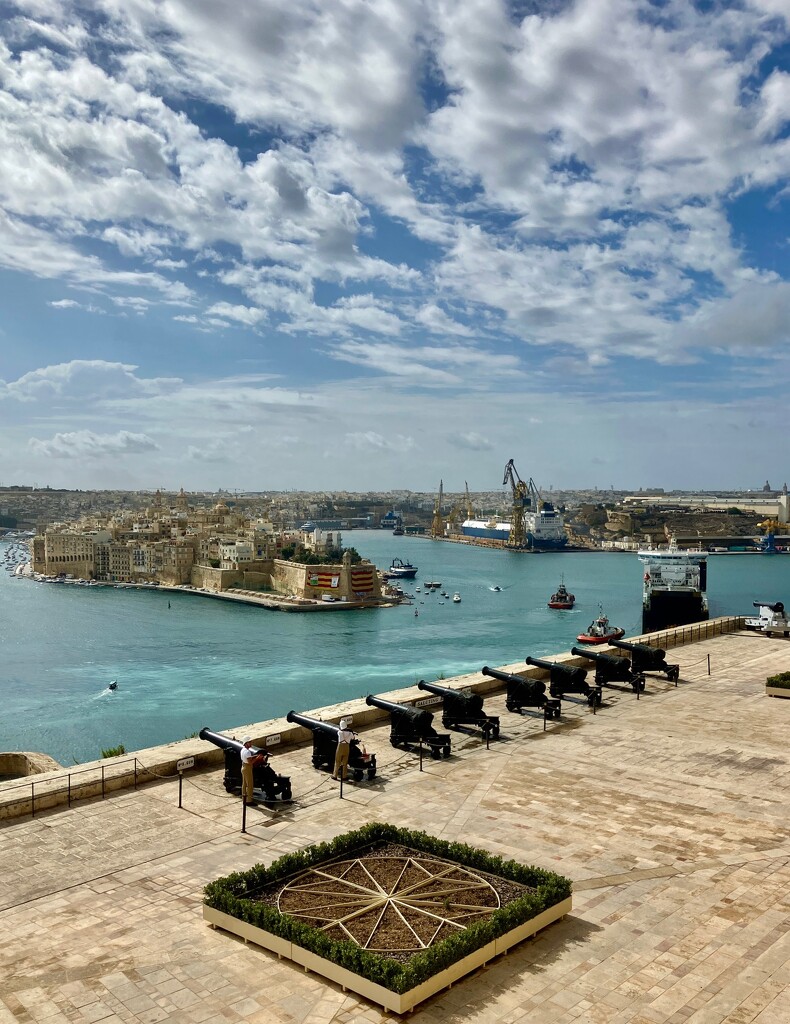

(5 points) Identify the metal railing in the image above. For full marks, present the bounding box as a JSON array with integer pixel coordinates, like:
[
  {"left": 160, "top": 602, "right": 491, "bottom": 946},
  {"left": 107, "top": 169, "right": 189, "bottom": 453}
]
[
  {"left": 633, "top": 615, "right": 744, "bottom": 651},
  {"left": 0, "top": 756, "right": 146, "bottom": 819}
]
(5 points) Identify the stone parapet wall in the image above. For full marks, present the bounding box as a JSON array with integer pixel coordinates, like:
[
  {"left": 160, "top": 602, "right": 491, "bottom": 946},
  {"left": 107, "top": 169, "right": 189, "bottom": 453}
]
[{"left": 0, "top": 616, "right": 744, "bottom": 820}]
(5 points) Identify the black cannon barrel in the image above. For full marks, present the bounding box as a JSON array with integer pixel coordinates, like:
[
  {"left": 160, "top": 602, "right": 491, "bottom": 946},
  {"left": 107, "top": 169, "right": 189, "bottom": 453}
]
[
  {"left": 285, "top": 711, "right": 377, "bottom": 780},
  {"left": 366, "top": 693, "right": 435, "bottom": 728},
  {"left": 199, "top": 727, "right": 291, "bottom": 800},
  {"left": 525, "top": 656, "right": 587, "bottom": 686},
  {"left": 610, "top": 639, "right": 666, "bottom": 660},
  {"left": 754, "top": 600, "right": 784, "bottom": 612},
  {"left": 525, "top": 655, "right": 600, "bottom": 705},
  {"left": 609, "top": 638, "right": 678, "bottom": 681},
  {"left": 570, "top": 647, "right": 644, "bottom": 692},
  {"left": 366, "top": 693, "right": 451, "bottom": 757},
  {"left": 286, "top": 710, "right": 341, "bottom": 736},
  {"left": 481, "top": 665, "right": 544, "bottom": 688},
  {"left": 199, "top": 726, "right": 239, "bottom": 751},
  {"left": 570, "top": 646, "right": 627, "bottom": 669},
  {"left": 417, "top": 679, "right": 484, "bottom": 713},
  {"left": 417, "top": 679, "right": 463, "bottom": 698},
  {"left": 417, "top": 680, "right": 498, "bottom": 738},
  {"left": 481, "top": 666, "right": 557, "bottom": 717}
]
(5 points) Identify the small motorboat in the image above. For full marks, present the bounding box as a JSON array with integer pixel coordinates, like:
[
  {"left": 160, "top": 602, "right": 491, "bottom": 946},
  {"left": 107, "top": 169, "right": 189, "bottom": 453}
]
[
  {"left": 576, "top": 609, "right": 625, "bottom": 645},
  {"left": 489, "top": 585, "right": 502, "bottom": 592},
  {"left": 452, "top": 592, "right": 461, "bottom": 603},
  {"left": 108, "top": 681, "right": 118, "bottom": 691},
  {"left": 548, "top": 577, "right": 575, "bottom": 609}
]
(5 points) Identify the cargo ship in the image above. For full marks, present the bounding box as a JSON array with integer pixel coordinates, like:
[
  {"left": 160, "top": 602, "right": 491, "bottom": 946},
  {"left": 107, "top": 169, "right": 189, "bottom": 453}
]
[
  {"left": 638, "top": 538, "right": 708, "bottom": 633},
  {"left": 461, "top": 504, "right": 567, "bottom": 550}
]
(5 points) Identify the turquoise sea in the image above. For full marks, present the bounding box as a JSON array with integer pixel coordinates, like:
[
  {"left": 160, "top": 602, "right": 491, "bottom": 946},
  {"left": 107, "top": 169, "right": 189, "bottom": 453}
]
[{"left": 1, "top": 532, "right": 787, "bottom": 764}]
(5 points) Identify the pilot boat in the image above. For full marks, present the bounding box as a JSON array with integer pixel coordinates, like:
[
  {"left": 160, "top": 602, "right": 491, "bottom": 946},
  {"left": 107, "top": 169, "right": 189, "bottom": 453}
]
[
  {"left": 576, "top": 608, "right": 624, "bottom": 645},
  {"left": 548, "top": 578, "right": 575, "bottom": 609}
]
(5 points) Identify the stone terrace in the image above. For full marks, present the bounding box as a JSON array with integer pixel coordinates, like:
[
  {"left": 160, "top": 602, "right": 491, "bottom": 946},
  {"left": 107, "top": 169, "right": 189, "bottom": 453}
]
[{"left": 2, "top": 630, "right": 790, "bottom": 1024}]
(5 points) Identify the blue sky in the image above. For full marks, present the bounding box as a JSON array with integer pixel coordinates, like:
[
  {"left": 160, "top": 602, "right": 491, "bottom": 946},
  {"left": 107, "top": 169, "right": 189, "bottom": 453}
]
[{"left": 1, "top": 0, "right": 790, "bottom": 493}]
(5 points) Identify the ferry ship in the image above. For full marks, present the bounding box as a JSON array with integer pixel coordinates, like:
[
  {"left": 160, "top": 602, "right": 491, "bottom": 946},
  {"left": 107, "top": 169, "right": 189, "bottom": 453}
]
[{"left": 638, "top": 538, "right": 708, "bottom": 633}]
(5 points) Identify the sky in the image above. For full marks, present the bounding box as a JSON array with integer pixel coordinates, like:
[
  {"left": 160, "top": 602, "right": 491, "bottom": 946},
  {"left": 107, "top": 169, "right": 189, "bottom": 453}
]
[{"left": 1, "top": 0, "right": 790, "bottom": 494}]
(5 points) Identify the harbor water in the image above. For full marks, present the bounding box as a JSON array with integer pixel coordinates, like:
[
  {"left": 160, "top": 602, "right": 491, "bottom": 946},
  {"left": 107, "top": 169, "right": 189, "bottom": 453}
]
[{"left": 1, "top": 532, "right": 787, "bottom": 765}]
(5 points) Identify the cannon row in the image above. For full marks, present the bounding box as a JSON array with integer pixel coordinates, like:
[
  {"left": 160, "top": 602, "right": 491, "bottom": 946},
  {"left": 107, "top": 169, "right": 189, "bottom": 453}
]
[{"left": 200, "top": 640, "right": 677, "bottom": 800}]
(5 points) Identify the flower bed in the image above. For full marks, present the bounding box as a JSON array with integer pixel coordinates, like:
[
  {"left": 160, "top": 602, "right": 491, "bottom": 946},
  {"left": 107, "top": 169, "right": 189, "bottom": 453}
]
[
  {"left": 766, "top": 671, "right": 790, "bottom": 698},
  {"left": 203, "top": 822, "right": 572, "bottom": 1013}
]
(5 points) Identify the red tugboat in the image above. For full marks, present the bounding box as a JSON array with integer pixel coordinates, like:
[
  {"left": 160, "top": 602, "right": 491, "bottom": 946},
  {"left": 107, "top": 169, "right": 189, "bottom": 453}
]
[
  {"left": 576, "top": 608, "right": 625, "bottom": 645},
  {"left": 548, "top": 578, "right": 575, "bottom": 609}
]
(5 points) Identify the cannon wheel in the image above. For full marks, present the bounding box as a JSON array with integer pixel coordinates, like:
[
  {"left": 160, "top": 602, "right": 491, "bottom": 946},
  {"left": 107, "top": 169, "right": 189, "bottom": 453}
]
[
  {"left": 442, "top": 745, "right": 451, "bottom": 758},
  {"left": 353, "top": 769, "right": 363, "bottom": 782},
  {"left": 366, "top": 766, "right": 376, "bottom": 780},
  {"left": 588, "top": 689, "right": 603, "bottom": 708},
  {"left": 505, "top": 701, "right": 517, "bottom": 713},
  {"left": 223, "top": 779, "right": 236, "bottom": 793},
  {"left": 491, "top": 723, "right": 500, "bottom": 739},
  {"left": 430, "top": 746, "right": 441, "bottom": 760},
  {"left": 281, "top": 784, "right": 292, "bottom": 800}
]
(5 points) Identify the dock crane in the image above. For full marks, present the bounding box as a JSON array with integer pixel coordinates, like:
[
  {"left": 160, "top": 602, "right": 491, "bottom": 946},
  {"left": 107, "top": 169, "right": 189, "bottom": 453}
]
[
  {"left": 502, "top": 459, "right": 531, "bottom": 548},
  {"left": 431, "top": 480, "right": 445, "bottom": 539},
  {"left": 465, "top": 481, "right": 474, "bottom": 520}
]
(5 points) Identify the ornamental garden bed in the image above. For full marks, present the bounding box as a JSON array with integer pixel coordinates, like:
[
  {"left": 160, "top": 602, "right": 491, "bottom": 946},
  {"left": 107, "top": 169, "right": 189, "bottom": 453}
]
[
  {"left": 766, "top": 672, "right": 790, "bottom": 698},
  {"left": 203, "top": 823, "right": 572, "bottom": 1014}
]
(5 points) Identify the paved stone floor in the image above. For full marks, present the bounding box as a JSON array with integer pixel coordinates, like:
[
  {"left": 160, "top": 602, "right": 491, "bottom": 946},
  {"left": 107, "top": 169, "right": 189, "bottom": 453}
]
[{"left": 2, "top": 631, "right": 790, "bottom": 1024}]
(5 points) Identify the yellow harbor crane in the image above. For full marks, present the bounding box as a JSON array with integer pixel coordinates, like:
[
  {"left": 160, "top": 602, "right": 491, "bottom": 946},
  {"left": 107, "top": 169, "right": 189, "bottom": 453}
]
[
  {"left": 465, "top": 481, "right": 474, "bottom": 520},
  {"left": 431, "top": 480, "right": 445, "bottom": 539},
  {"left": 502, "top": 458, "right": 531, "bottom": 549}
]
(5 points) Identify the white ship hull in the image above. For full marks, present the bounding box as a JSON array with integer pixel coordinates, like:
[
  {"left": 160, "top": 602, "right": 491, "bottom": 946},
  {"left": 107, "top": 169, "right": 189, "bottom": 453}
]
[{"left": 638, "top": 542, "right": 708, "bottom": 632}]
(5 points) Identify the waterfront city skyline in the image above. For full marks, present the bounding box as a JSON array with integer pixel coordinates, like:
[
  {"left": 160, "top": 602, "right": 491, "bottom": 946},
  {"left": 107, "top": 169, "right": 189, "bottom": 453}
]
[{"left": 1, "top": 1, "right": 790, "bottom": 492}]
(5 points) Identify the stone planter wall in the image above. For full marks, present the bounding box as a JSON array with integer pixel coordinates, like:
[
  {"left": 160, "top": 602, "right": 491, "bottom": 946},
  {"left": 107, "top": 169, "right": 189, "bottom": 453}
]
[{"left": 204, "top": 896, "right": 572, "bottom": 1014}]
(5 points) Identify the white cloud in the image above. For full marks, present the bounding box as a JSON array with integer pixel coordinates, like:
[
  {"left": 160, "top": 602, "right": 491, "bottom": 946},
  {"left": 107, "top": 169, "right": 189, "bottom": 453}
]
[
  {"left": 344, "top": 431, "right": 416, "bottom": 452},
  {"left": 454, "top": 432, "right": 493, "bottom": 451},
  {"left": 0, "top": 360, "right": 180, "bottom": 402},
  {"left": 28, "top": 429, "right": 160, "bottom": 458},
  {"left": 205, "top": 302, "right": 266, "bottom": 326}
]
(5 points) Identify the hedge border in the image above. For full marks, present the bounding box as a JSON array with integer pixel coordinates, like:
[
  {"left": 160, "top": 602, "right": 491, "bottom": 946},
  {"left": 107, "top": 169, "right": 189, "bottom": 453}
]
[
  {"left": 204, "top": 822, "right": 572, "bottom": 994},
  {"left": 767, "top": 672, "right": 790, "bottom": 690}
]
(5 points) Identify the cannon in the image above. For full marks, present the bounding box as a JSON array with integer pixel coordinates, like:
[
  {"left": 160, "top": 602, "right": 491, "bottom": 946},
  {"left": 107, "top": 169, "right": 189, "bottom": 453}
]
[
  {"left": 285, "top": 712, "right": 377, "bottom": 780},
  {"left": 570, "top": 646, "right": 645, "bottom": 693},
  {"left": 365, "top": 694, "right": 451, "bottom": 758},
  {"left": 609, "top": 639, "right": 680, "bottom": 683},
  {"left": 416, "top": 679, "right": 500, "bottom": 737},
  {"left": 199, "top": 728, "right": 292, "bottom": 800},
  {"left": 481, "top": 666, "right": 561, "bottom": 718},
  {"left": 525, "top": 656, "right": 602, "bottom": 707}
]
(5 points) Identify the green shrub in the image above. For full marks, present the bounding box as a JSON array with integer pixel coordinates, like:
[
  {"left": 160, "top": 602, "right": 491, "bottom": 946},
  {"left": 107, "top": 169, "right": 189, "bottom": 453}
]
[
  {"left": 767, "top": 672, "right": 790, "bottom": 690},
  {"left": 100, "top": 743, "right": 126, "bottom": 758},
  {"left": 204, "top": 823, "right": 571, "bottom": 995}
]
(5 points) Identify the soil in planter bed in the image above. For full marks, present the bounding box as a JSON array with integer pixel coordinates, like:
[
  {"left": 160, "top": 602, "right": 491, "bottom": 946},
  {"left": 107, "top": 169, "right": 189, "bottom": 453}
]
[{"left": 250, "top": 842, "right": 532, "bottom": 962}]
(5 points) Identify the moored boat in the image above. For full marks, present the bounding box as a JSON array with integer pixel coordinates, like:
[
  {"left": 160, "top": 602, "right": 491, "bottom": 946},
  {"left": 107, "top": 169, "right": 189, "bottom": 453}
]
[
  {"left": 638, "top": 536, "right": 708, "bottom": 632},
  {"left": 548, "top": 578, "right": 575, "bottom": 609},
  {"left": 381, "top": 557, "right": 418, "bottom": 580},
  {"left": 576, "top": 609, "right": 624, "bottom": 645}
]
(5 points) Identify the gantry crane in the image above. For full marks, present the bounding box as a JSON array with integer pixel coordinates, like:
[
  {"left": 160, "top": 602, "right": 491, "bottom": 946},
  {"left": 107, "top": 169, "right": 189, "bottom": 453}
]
[{"left": 502, "top": 458, "right": 538, "bottom": 549}]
